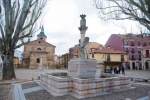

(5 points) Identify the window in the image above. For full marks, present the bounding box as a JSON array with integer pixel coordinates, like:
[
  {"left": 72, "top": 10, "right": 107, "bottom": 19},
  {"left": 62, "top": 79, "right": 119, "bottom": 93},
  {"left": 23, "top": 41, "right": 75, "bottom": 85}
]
[
  {"left": 40, "top": 38, "right": 43, "bottom": 39},
  {"left": 143, "top": 42, "right": 147, "bottom": 47},
  {"left": 146, "top": 50, "right": 149, "bottom": 57},
  {"left": 121, "top": 55, "right": 124, "bottom": 61},
  {"left": 139, "top": 55, "right": 141, "bottom": 60},
  {"left": 39, "top": 41, "right": 41, "bottom": 43},
  {"left": 124, "top": 41, "right": 128, "bottom": 46},
  {"left": 37, "top": 48, "right": 41, "bottom": 51},
  {"left": 37, "top": 58, "right": 40, "bottom": 63},
  {"left": 138, "top": 41, "right": 141, "bottom": 46},
  {"left": 92, "top": 53, "right": 94, "bottom": 58},
  {"left": 137, "top": 48, "right": 141, "bottom": 54},
  {"left": 125, "top": 48, "right": 129, "bottom": 53},
  {"left": 131, "top": 48, "right": 135, "bottom": 53},
  {"left": 130, "top": 41, "right": 134, "bottom": 46},
  {"left": 131, "top": 55, "right": 135, "bottom": 60},
  {"left": 107, "top": 55, "right": 110, "bottom": 61}
]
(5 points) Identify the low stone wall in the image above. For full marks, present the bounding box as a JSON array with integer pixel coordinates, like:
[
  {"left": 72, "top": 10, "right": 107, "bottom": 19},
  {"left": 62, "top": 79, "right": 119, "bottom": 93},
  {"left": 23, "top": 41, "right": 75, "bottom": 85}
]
[
  {"left": 41, "top": 73, "right": 130, "bottom": 96},
  {"left": 73, "top": 76, "right": 130, "bottom": 95},
  {"left": 41, "top": 73, "right": 73, "bottom": 94}
]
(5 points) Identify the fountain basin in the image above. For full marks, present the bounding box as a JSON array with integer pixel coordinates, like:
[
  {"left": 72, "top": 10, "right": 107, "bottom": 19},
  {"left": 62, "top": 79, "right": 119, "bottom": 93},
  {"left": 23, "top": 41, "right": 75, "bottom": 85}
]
[{"left": 41, "top": 72, "right": 130, "bottom": 96}]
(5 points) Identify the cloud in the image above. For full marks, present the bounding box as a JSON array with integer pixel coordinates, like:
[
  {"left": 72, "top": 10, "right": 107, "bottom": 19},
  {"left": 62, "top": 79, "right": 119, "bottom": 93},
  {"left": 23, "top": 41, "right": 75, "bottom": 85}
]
[{"left": 17, "top": 0, "right": 139, "bottom": 55}]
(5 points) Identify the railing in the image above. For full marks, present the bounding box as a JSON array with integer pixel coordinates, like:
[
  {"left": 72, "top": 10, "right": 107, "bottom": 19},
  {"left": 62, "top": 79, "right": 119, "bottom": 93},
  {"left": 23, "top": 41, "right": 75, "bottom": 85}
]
[
  {"left": 138, "top": 58, "right": 141, "bottom": 61},
  {"left": 145, "top": 55, "right": 150, "bottom": 58},
  {"left": 107, "top": 58, "right": 111, "bottom": 61},
  {"left": 121, "top": 58, "right": 124, "bottom": 61},
  {"left": 130, "top": 58, "right": 136, "bottom": 60},
  {"left": 131, "top": 51, "right": 135, "bottom": 53},
  {"left": 131, "top": 44, "right": 134, "bottom": 46}
]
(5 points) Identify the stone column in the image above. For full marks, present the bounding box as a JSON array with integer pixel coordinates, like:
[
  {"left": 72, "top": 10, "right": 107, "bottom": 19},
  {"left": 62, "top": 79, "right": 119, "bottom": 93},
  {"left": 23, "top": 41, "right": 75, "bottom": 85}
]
[{"left": 80, "top": 30, "right": 85, "bottom": 46}]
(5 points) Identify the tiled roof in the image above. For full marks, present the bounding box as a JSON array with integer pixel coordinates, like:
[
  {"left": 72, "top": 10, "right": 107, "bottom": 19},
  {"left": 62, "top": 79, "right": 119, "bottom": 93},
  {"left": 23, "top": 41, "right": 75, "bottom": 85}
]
[{"left": 92, "top": 47, "right": 127, "bottom": 54}]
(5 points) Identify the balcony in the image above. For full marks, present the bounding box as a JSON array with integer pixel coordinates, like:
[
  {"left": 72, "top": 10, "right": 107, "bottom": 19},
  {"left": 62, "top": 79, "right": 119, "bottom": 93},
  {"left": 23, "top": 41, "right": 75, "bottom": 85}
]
[
  {"left": 125, "top": 50, "right": 129, "bottom": 53},
  {"left": 121, "top": 58, "right": 124, "bottom": 61},
  {"left": 131, "top": 50, "right": 135, "bottom": 54},
  {"left": 138, "top": 58, "right": 141, "bottom": 61},
  {"left": 130, "top": 58, "right": 136, "bottom": 60},
  {"left": 145, "top": 55, "right": 150, "bottom": 58},
  {"left": 107, "top": 58, "right": 111, "bottom": 61},
  {"left": 130, "top": 44, "right": 134, "bottom": 46}
]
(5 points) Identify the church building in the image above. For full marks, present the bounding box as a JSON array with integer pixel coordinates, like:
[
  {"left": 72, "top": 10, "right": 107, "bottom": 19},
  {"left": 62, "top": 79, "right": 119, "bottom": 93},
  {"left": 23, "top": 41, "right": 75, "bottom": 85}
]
[{"left": 22, "top": 27, "right": 55, "bottom": 68}]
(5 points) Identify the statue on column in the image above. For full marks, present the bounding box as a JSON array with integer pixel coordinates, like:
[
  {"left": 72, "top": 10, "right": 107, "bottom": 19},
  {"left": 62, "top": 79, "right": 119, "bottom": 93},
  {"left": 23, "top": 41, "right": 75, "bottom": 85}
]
[
  {"left": 78, "top": 37, "right": 89, "bottom": 58},
  {"left": 78, "top": 14, "right": 89, "bottom": 59},
  {"left": 80, "top": 14, "right": 86, "bottom": 28}
]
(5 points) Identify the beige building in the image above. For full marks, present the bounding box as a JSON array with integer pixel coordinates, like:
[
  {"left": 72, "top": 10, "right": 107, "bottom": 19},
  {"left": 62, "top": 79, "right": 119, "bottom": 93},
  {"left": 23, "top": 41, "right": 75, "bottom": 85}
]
[
  {"left": 89, "top": 47, "right": 128, "bottom": 68},
  {"left": 22, "top": 27, "right": 55, "bottom": 68}
]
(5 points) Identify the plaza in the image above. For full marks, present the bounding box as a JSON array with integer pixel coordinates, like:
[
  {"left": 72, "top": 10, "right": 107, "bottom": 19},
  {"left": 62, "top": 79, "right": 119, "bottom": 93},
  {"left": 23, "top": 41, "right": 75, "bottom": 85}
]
[{"left": 0, "top": 68, "right": 150, "bottom": 100}]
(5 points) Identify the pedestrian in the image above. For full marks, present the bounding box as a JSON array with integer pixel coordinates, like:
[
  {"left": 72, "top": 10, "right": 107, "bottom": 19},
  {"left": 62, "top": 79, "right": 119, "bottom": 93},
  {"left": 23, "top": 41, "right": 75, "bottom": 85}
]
[
  {"left": 119, "top": 66, "right": 121, "bottom": 74},
  {"left": 106, "top": 66, "right": 110, "bottom": 73},
  {"left": 114, "top": 65, "right": 116, "bottom": 74},
  {"left": 122, "top": 66, "right": 125, "bottom": 75},
  {"left": 116, "top": 66, "right": 119, "bottom": 74}
]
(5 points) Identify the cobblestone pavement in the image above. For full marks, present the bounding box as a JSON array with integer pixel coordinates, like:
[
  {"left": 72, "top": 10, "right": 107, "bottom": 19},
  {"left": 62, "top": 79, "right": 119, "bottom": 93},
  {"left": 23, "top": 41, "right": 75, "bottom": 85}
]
[{"left": 0, "top": 84, "right": 11, "bottom": 100}]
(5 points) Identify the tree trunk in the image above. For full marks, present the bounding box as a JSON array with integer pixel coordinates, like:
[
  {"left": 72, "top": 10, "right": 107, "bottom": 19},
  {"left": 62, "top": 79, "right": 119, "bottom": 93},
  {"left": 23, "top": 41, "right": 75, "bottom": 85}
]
[{"left": 2, "top": 53, "right": 16, "bottom": 80}]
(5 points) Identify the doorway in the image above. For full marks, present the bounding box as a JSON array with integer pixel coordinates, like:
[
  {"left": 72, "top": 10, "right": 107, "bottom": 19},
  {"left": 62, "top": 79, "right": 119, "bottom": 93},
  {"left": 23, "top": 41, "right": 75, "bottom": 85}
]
[
  {"left": 145, "top": 62, "right": 149, "bottom": 69},
  {"left": 132, "top": 62, "right": 135, "bottom": 70}
]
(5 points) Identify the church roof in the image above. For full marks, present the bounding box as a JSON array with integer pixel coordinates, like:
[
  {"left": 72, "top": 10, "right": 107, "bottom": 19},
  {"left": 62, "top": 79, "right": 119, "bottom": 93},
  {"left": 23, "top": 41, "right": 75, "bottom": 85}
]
[
  {"left": 37, "top": 26, "right": 47, "bottom": 37},
  {"left": 25, "top": 39, "right": 55, "bottom": 47}
]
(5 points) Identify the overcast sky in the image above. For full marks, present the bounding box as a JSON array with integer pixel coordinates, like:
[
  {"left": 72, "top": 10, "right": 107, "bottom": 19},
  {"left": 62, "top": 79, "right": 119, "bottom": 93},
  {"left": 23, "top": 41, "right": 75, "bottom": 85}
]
[{"left": 18, "top": 0, "right": 141, "bottom": 55}]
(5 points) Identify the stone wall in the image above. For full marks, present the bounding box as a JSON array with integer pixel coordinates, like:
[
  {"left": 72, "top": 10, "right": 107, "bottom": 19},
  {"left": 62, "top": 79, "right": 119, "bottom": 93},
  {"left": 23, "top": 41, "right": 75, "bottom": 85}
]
[{"left": 41, "top": 73, "right": 130, "bottom": 96}]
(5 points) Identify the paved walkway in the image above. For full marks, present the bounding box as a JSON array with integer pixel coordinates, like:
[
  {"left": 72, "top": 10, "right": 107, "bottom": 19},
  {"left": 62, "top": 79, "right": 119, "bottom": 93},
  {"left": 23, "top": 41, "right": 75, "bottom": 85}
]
[
  {"left": 11, "top": 81, "right": 150, "bottom": 100},
  {"left": 14, "top": 68, "right": 150, "bottom": 80}
]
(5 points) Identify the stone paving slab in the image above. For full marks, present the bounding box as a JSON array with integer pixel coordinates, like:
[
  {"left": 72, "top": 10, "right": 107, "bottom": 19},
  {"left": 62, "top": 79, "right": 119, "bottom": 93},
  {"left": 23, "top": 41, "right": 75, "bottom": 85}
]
[{"left": 10, "top": 81, "right": 150, "bottom": 100}]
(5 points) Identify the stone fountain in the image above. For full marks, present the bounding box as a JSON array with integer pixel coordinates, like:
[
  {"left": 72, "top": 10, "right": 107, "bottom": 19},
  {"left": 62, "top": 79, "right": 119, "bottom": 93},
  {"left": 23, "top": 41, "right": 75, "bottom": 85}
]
[{"left": 40, "top": 14, "right": 130, "bottom": 98}]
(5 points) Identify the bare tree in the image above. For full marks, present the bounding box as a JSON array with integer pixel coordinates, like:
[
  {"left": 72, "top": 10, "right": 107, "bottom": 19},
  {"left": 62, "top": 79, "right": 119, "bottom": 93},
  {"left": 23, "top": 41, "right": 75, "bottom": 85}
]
[
  {"left": 0, "top": 0, "right": 47, "bottom": 80},
  {"left": 94, "top": 0, "right": 150, "bottom": 31}
]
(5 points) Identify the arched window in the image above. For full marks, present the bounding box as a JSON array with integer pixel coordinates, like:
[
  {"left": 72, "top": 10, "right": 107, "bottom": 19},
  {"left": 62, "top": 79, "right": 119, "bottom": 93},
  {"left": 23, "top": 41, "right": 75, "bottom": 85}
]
[
  {"left": 37, "top": 58, "right": 40, "bottom": 63},
  {"left": 37, "top": 48, "right": 41, "bottom": 51},
  {"left": 131, "top": 41, "right": 134, "bottom": 46}
]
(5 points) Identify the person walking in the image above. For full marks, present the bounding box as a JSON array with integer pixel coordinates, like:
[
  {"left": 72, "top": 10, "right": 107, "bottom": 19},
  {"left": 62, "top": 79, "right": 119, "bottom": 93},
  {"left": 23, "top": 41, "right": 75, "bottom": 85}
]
[
  {"left": 116, "top": 66, "right": 119, "bottom": 74},
  {"left": 119, "top": 66, "right": 121, "bottom": 74},
  {"left": 114, "top": 65, "right": 116, "bottom": 74},
  {"left": 121, "top": 65, "right": 125, "bottom": 75}
]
